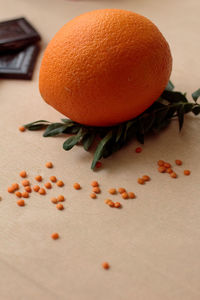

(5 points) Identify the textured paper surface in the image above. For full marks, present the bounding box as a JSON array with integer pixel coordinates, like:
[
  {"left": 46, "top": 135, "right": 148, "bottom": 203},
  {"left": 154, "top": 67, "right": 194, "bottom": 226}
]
[{"left": 0, "top": 0, "right": 200, "bottom": 299}]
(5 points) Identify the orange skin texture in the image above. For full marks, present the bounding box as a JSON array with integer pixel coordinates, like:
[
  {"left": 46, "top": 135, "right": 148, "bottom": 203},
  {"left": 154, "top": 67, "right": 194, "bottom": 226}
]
[{"left": 39, "top": 9, "right": 172, "bottom": 126}]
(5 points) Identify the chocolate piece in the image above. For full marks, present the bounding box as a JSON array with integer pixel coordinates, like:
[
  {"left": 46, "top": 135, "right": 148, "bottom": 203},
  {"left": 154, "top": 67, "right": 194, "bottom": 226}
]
[
  {"left": 0, "top": 44, "right": 40, "bottom": 79},
  {"left": 0, "top": 17, "right": 41, "bottom": 53}
]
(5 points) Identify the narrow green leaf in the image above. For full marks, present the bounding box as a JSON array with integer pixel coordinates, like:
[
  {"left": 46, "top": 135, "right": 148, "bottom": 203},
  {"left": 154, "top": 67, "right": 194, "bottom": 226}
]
[
  {"left": 178, "top": 105, "right": 184, "bottom": 131},
  {"left": 115, "top": 124, "right": 124, "bottom": 142},
  {"left": 91, "top": 131, "right": 113, "bottom": 169},
  {"left": 26, "top": 124, "right": 48, "bottom": 131},
  {"left": 63, "top": 129, "right": 83, "bottom": 151},
  {"left": 61, "top": 119, "right": 75, "bottom": 124},
  {"left": 165, "top": 80, "right": 174, "bottom": 91},
  {"left": 24, "top": 120, "right": 50, "bottom": 129},
  {"left": 43, "top": 123, "right": 68, "bottom": 137},
  {"left": 82, "top": 132, "right": 96, "bottom": 151},
  {"left": 183, "top": 103, "right": 194, "bottom": 113},
  {"left": 192, "top": 88, "right": 200, "bottom": 102},
  {"left": 161, "top": 91, "right": 188, "bottom": 103},
  {"left": 192, "top": 105, "right": 200, "bottom": 115}
]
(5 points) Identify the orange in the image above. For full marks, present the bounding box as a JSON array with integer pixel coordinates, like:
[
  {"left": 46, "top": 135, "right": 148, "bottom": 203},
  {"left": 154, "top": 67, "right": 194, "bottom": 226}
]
[{"left": 39, "top": 9, "right": 172, "bottom": 126}]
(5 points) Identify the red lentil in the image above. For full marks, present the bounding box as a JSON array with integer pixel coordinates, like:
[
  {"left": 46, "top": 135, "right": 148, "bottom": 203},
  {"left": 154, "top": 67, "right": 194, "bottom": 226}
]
[
  {"left": 33, "top": 185, "right": 40, "bottom": 192},
  {"left": 114, "top": 202, "right": 121, "bottom": 208},
  {"left": 108, "top": 188, "right": 116, "bottom": 195},
  {"left": 38, "top": 188, "right": 46, "bottom": 195},
  {"left": 57, "top": 195, "right": 65, "bottom": 202},
  {"left": 25, "top": 186, "right": 32, "bottom": 193},
  {"left": 22, "top": 179, "right": 30, "bottom": 186},
  {"left": 50, "top": 176, "right": 57, "bottom": 182},
  {"left": 19, "top": 126, "right": 26, "bottom": 132},
  {"left": 91, "top": 181, "right": 99, "bottom": 187},
  {"left": 17, "top": 199, "right": 25, "bottom": 206},
  {"left": 44, "top": 182, "right": 52, "bottom": 189},
  {"left": 35, "top": 175, "right": 42, "bottom": 182},
  {"left": 51, "top": 233, "right": 59, "bottom": 240},
  {"left": 45, "top": 162, "right": 53, "bottom": 168},
  {"left": 22, "top": 191, "right": 29, "bottom": 198},
  {"left": 19, "top": 170, "right": 27, "bottom": 178},
  {"left": 118, "top": 187, "right": 126, "bottom": 194},
  {"left": 184, "top": 170, "right": 191, "bottom": 176},
  {"left": 102, "top": 262, "right": 110, "bottom": 269},
  {"left": 56, "top": 203, "right": 64, "bottom": 210},
  {"left": 57, "top": 180, "right": 64, "bottom": 187},
  {"left": 73, "top": 183, "right": 81, "bottom": 190},
  {"left": 128, "top": 192, "right": 136, "bottom": 199},
  {"left": 93, "top": 186, "right": 101, "bottom": 194},
  {"left": 175, "top": 159, "right": 182, "bottom": 166},
  {"left": 90, "top": 193, "right": 97, "bottom": 199}
]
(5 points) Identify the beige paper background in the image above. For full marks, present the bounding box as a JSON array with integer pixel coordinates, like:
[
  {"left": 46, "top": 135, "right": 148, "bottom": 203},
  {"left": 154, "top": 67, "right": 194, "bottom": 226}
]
[{"left": 0, "top": 0, "right": 200, "bottom": 299}]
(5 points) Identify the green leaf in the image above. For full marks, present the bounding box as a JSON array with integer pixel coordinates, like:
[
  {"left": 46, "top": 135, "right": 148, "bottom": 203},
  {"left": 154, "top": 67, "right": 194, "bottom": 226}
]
[
  {"left": 63, "top": 129, "right": 83, "bottom": 151},
  {"left": 115, "top": 124, "right": 124, "bottom": 143},
  {"left": 82, "top": 132, "right": 96, "bottom": 151},
  {"left": 192, "top": 105, "right": 200, "bottom": 115},
  {"left": 161, "top": 90, "right": 188, "bottom": 103},
  {"left": 24, "top": 120, "right": 50, "bottom": 130},
  {"left": 192, "top": 89, "right": 200, "bottom": 102},
  {"left": 165, "top": 80, "right": 174, "bottom": 91},
  {"left": 91, "top": 131, "right": 113, "bottom": 169},
  {"left": 61, "top": 119, "right": 75, "bottom": 124},
  {"left": 178, "top": 105, "right": 184, "bottom": 131},
  {"left": 43, "top": 123, "right": 68, "bottom": 137},
  {"left": 183, "top": 103, "right": 193, "bottom": 113}
]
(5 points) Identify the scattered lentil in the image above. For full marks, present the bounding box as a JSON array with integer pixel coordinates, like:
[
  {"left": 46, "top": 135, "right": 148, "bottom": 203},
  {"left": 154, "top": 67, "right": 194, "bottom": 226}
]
[
  {"left": 50, "top": 176, "right": 57, "bottom": 182},
  {"left": 93, "top": 186, "right": 101, "bottom": 194},
  {"left": 95, "top": 161, "right": 102, "bottom": 168},
  {"left": 90, "top": 193, "right": 96, "bottom": 199},
  {"left": 137, "top": 178, "right": 145, "bottom": 184},
  {"left": 39, "top": 188, "right": 46, "bottom": 195},
  {"left": 128, "top": 192, "right": 136, "bottom": 199},
  {"left": 17, "top": 199, "right": 25, "bottom": 206},
  {"left": 51, "top": 197, "right": 58, "bottom": 204},
  {"left": 56, "top": 203, "right": 64, "bottom": 210},
  {"left": 45, "top": 162, "right": 53, "bottom": 168},
  {"left": 108, "top": 188, "right": 116, "bottom": 195},
  {"left": 158, "top": 166, "right": 166, "bottom": 173},
  {"left": 51, "top": 233, "right": 59, "bottom": 240},
  {"left": 114, "top": 202, "right": 121, "bottom": 208},
  {"left": 19, "top": 171, "right": 27, "bottom": 178},
  {"left": 15, "top": 191, "right": 22, "bottom": 198},
  {"left": 184, "top": 170, "right": 191, "bottom": 176},
  {"left": 22, "top": 191, "right": 29, "bottom": 198},
  {"left": 57, "top": 195, "right": 65, "bottom": 202},
  {"left": 57, "top": 180, "right": 64, "bottom": 187},
  {"left": 118, "top": 187, "right": 126, "bottom": 194},
  {"left": 35, "top": 175, "right": 42, "bottom": 182},
  {"left": 102, "top": 262, "right": 110, "bottom": 269},
  {"left": 121, "top": 192, "right": 129, "bottom": 199},
  {"left": 45, "top": 182, "right": 52, "bottom": 189},
  {"left": 170, "top": 172, "right": 177, "bottom": 178},
  {"left": 142, "top": 175, "right": 150, "bottom": 181},
  {"left": 25, "top": 186, "right": 32, "bottom": 193},
  {"left": 175, "top": 159, "right": 182, "bottom": 166},
  {"left": 135, "top": 147, "right": 142, "bottom": 153},
  {"left": 19, "top": 126, "right": 26, "bottom": 132},
  {"left": 157, "top": 160, "right": 165, "bottom": 166},
  {"left": 73, "top": 182, "right": 81, "bottom": 190},
  {"left": 21, "top": 179, "right": 30, "bottom": 186},
  {"left": 91, "top": 181, "right": 99, "bottom": 187},
  {"left": 33, "top": 185, "right": 40, "bottom": 192}
]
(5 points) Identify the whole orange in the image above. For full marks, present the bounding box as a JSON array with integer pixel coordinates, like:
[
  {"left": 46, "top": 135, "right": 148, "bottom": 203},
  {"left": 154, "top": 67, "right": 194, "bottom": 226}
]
[{"left": 39, "top": 9, "right": 172, "bottom": 126}]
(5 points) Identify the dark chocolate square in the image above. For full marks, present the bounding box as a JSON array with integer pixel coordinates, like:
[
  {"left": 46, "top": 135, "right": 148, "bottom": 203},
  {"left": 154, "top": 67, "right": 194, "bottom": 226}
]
[
  {"left": 0, "top": 17, "right": 41, "bottom": 53},
  {"left": 0, "top": 44, "right": 40, "bottom": 79}
]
